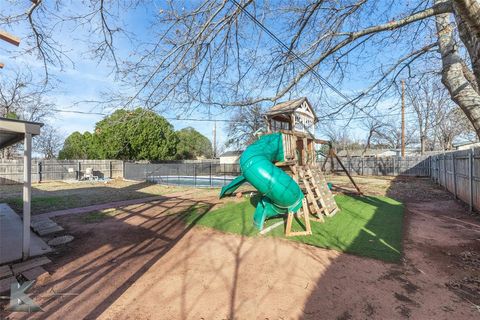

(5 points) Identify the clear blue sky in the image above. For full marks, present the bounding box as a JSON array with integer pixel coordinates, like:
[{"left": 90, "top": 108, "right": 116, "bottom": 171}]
[{"left": 0, "top": 0, "right": 422, "bottom": 150}]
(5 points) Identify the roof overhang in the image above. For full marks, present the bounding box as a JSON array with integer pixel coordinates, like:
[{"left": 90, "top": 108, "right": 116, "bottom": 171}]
[{"left": 0, "top": 117, "right": 43, "bottom": 150}]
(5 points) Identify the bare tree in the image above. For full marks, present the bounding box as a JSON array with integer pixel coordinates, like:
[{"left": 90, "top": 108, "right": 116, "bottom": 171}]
[
  {"left": 405, "top": 76, "right": 446, "bottom": 154},
  {"left": 0, "top": 69, "right": 54, "bottom": 158},
  {"left": 35, "top": 124, "right": 64, "bottom": 159},
  {"left": 360, "top": 117, "right": 385, "bottom": 154},
  {"left": 0, "top": 69, "right": 53, "bottom": 122},
  {"left": 225, "top": 104, "right": 265, "bottom": 148},
  {"left": 374, "top": 123, "right": 417, "bottom": 150},
  {"left": 3, "top": 0, "right": 480, "bottom": 139},
  {"left": 431, "top": 98, "right": 476, "bottom": 150}
]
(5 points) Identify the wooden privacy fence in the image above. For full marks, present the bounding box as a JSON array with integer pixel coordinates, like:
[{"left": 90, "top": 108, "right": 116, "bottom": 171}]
[
  {"left": 324, "top": 156, "right": 431, "bottom": 177},
  {"left": 430, "top": 148, "right": 480, "bottom": 212},
  {"left": 0, "top": 159, "right": 123, "bottom": 184}
]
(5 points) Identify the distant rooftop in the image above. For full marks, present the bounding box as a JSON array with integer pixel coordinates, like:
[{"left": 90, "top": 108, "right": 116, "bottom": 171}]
[{"left": 219, "top": 150, "right": 243, "bottom": 157}]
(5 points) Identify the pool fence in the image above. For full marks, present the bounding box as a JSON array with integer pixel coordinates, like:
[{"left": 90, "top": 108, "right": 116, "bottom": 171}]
[{"left": 123, "top": 161, "right": 241, "bottom": 187}]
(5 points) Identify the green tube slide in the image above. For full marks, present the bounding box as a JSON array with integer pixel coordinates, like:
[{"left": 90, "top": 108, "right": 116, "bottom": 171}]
[{"left": 219, "top": 132, "right": 304, "bottom": 230}]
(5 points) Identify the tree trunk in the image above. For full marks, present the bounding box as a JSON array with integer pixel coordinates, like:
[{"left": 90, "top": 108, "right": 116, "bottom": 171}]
[
  {"left": 435, "top": 1, "right": 480, "bottom": 139},
  {"left": 420, "top": 135, "right": 426, "bottom": 155}
]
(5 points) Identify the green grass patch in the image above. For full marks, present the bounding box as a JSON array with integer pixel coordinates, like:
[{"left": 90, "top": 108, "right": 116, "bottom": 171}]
[
  {"left": 183, "top": 194, "right": 404, "bottom": 262},
  {"left": 83, "top": 209, "right": 119, "bottom": 223},
  {"left": 5, "top": 195, "right": 81, "bottom": 214}
]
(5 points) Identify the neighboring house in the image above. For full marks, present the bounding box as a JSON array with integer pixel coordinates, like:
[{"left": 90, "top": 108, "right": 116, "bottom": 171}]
[
  {"left": 337, "top": 149, "right": 417, "bottom": 157},
  {"left": 453, "top": 141, "right": 480, "bottom": 150},
  {"left": 219, "top": 151, "right": 243, "bottom": 164}
]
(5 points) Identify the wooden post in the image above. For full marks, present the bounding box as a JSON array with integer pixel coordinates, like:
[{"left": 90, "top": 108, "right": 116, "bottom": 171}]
[
  {"left": 0, "top": 30, "right": 20, "bottom": 46},
  {"left": 469, "top": 149, "right": 474, "bottom": 212},
  {"left": 361, "top": 157, "right": 364, "bottom": 176},
  {"left": 452, "top": 152, "right": 457, "bottom": 199},
  {"left": 23, "top": 133, "right": 32, "bottom": 260},
  {"left": 109, "top": 161, "right": 113, "bottom": 179},
  {"left": 333, "top": 152, "right": 362, "bottom": 195},
  {"left": 78, "top": 161, "right": 81, "bottom": 180}
]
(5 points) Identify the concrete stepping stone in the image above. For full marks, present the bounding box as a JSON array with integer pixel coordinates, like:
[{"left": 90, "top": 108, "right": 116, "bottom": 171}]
[
  {"left": 47, "top": 235, "right": 74, "bottom": 246},
  {"left": 31, "top": 218, "right": 56, "bottom": 230},
  {"left": 22, "top": 266, "right": 48, "bottom": 281},
  {"left": 12, "top": 256, "right": 51, "bottom": 275},
  {"left": 36, "top": 225, "right": 64, "bottom": 236},
  {"left": 0, "top": 276, "right": 16, "bottom": 293},
  {"left": 0, "top": 265, "right": 12, "bottom": 279}
]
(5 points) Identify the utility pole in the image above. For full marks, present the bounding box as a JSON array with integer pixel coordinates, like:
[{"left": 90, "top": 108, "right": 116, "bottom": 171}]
[
  {"left": 213, "top": 120, "right": 217, "bottom": 158},
  {"left": 401, "top": 80, "right": 405, "bottom": 159}
]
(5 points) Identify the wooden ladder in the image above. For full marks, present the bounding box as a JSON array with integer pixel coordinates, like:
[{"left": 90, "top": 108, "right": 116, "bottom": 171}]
[
  {"left": 307, "top": 165, "right": 339, "bottom": 216},
  {"left": 295, "top": 165, "right": 339, "bottom": 219},
  {"left": 284, "top": 165, "right": 312, "bottom": 237}
]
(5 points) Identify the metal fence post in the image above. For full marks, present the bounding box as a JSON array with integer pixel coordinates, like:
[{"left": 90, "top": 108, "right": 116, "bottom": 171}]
[
  {"left": 109, "top": 161, "right": 113, "bottom": 179},
  {"left": 194, "top": 164, "right": 197, "bottom": 187},
  {"left": 78, "top": 161, "right": 81, "bottom": 180},
  {"left": 443, "top": 152, "right": 447, "bottom": 190},
  {"left": 428, "top": 156, "right": 433, "bottom": 180},
  {"left": 452, "top": 153, "right": 457, "bottom": 199},
  {"left": 469, "top": 148, "right": 474, "bottom": 212},
  {"left": 361, "top": 157, "right": 364, "bottom": 176},
  {"left": 393, "top": 157, "right": 396, "bottom": 176},
  {"left": 37, "top": 161, "right": 42, "bottom": 183},
  {"left": 210, "top": 162, "right": 213, "bottom": 187}
]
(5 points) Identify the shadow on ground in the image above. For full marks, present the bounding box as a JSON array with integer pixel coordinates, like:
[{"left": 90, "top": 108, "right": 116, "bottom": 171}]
[
  {"left": 299, "top": 175, "right": 480, "bottom": 319},
  {"left": 2, "top": 176, "right": 479, "bottom": 319},
  {"left": 3, "top": 193, "right": 216, "bottom": 319}
]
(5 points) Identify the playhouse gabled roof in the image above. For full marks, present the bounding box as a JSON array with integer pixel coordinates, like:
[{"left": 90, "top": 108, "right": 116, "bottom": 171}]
[{"left": 265, "top": 97, "right": 318, "bottom": 121}]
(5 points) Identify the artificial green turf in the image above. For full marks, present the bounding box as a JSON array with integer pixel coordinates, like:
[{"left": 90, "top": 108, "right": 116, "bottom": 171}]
[{"left": 184, "top": 194, "right": 404, "bottom": 262}]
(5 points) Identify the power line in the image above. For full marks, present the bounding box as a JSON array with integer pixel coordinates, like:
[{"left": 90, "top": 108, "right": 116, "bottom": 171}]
[
  {"left": 52, "top": 108, "right": 416, "bottom": 123},
  {"left": 229, "top": 0, "right": 386, "bottom": 124},
  {"left": 51, "top": 108, "right": 241, "bottom": 122}
]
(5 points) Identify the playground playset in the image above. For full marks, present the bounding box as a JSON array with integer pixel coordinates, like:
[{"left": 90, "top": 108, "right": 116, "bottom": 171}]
[{"left": 220, "top": 97, "right": 361, "bottom": 236}]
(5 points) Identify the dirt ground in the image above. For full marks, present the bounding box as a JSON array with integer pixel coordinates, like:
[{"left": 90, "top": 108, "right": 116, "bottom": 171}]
[{"left": 2, "top": 176, "right": 480, "bottom": 319}]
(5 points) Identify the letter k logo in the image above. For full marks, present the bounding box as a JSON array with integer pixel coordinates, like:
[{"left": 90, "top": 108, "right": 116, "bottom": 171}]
[{"left": 7, "top": 280, "right": 42, "bottom": 312}]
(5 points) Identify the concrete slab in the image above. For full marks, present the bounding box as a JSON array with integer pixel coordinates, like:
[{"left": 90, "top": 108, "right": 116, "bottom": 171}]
[
  {"left": 0, "top": 276, "right": 16, "bottom": 293},
  {"left": 22, "top": 266, "right": 48, "bottom": 281},
  {"left": 12, "top": 256, "right": 51, "bottom": 275},
  {"left": 0, "top": 265, "right": 12, "bottom": 279},
  {"left": 31, "top": 218, "right": 56, "bottom": 230},
  {"left": 0, "top": 203, "right": 52, "bottom": 265},
  {"left": 36, "top": 225, "right": 64, "bottom": 236},
  {"left": 32, "top": 221, "right": 59, "bottom": 232},
  {"left": 48, "top": 235, "right": 74, "bottom": 246}
]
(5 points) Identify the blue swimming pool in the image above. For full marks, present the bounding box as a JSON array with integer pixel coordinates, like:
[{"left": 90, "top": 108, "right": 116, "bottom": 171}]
[{"left": 147, "top": 175, "right": 238, "bottom": 188}]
